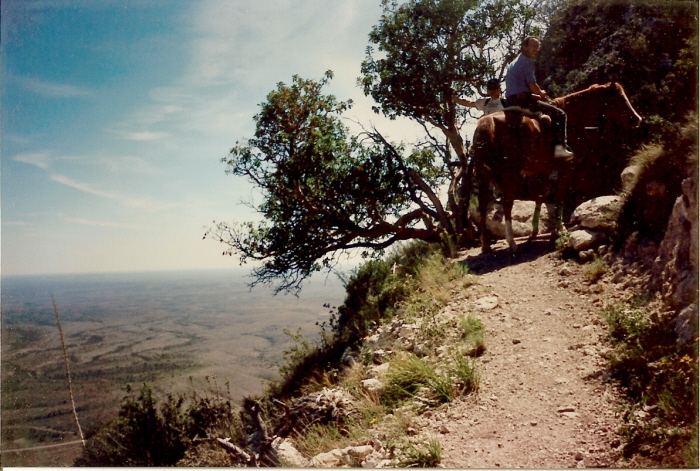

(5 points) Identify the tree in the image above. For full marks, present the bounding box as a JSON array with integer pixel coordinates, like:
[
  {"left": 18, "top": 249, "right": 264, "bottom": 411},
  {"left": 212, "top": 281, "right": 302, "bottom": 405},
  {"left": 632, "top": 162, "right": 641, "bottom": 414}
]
[
  {"left": 360, "top": 0, "right": 540, "bottom": 236},
  {"left": 206, "top": 72, "right": 448, "bottom": 293},
  {"left": 208, "top": 1, "right": 541, "bottom": 293}
]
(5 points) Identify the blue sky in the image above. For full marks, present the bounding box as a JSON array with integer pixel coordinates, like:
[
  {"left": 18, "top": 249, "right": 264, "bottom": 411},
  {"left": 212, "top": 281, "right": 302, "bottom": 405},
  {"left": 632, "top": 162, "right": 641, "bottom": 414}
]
[{"left": 2, "top": 0, "right": 434, "bottom": 276}]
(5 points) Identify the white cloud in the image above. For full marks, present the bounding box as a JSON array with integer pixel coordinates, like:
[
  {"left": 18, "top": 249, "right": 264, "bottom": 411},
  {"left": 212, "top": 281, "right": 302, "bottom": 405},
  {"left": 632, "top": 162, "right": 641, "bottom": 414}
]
[
  {"left": 3, "top": 221, "right": 33, "bottom": 227},
  {"left": 19, "top": 76, "right": 93, "bottom": 98},
  {"left": 14, "top": 152, "right": 52, "bottom": 169},
  {"left": 65, "top": 217, "right": 145, "bottom": 230},
  {"left": 122, "top": 131, "right": 169, "bottom": 141}
]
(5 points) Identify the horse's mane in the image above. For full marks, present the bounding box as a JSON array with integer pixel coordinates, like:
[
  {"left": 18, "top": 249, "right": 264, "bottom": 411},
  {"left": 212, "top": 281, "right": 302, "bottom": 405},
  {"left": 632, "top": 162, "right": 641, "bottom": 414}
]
[{"left": 551, "top": 83, "right": 615, "bottom": 109}]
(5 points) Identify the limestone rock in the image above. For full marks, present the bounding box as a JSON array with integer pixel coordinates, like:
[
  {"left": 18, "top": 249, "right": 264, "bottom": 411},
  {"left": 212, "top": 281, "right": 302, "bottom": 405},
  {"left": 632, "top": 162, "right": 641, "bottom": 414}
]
[
  {"left": 309, "top": 445, "right": 381, "bottom": 468},
  {"left": 621, "top": 165, "right": 641, "bottom": 191},
  {"left": 289, "top": 388, "right": 357, "bottom": 429},
  {"left": 569, "top": 196, "right": 621, "bottom": 231},
  {"left": 470, "top": 200, "right": 556, "bottom": 239},
  {"left": 649, "top": 174, "right": 699, "bottom": 314},
  {"left": 362, "top": 378, "right": 383, "bottom": 392},
  {"left": 475, "top": 296, "right": 499, "bottom": 310},
  {"left": 568, "top": 229, "right": 606, "bottom": 251},
  {"left": 271, "top": 437, "right": 307, "bottom": 467}
]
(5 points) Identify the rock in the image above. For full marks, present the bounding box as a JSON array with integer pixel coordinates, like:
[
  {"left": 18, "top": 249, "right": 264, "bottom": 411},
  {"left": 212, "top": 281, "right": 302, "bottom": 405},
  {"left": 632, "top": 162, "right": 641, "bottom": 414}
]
[
  {"left": 368, "top": 363, "right": 391, "bottom": 378},
  {"left": 672, "top": 304, "right": 698, "bottom": 346},
  {"left": 362, "top": 378, "right": 383, "bottom": 392},
  {"left": 398, "top": 324, "right": 416, "bottom": 340},
  {"left": 649, "top": 173, "right": 699, "bottom": 313},
  {"left": 310, "top": 445, "right": 378, "bottom": 468},
  {"left": 470, "top": 200, "right": 556, "bottom": 239},
  {"left": 557, "top": 406, "right": 576, "bottom": 413},
  {"left": 476, "top": 296, "right": 499, "bottom": 310},
  {"left": 569, "top": 196, "right": 621, "bottom": 231},
  {"left": 574, "top": 452, "right": 585, "bottom": 461},
  {"left": 512, "top": 339, "right": 522, "bottom": 344},
  {"left": 579, "top": 249, "right": 596, "bottom": 263},
  {"left": 347, "top": 445, "right": 375, "bottom": 461},
  {"left": 621, "top": 165, "right": 641, "bottom": 191},
  {"left": 271, "top": 437, "right": 308, "bottom": 467},
  {"left": 289, "top": 388, "right": 358, "bottom": 429},
  {"left": 568, "top": 229, "right": 606, "bottom": 251},
  {"left": 309, "top": 448, "right": 345, "bottom": 467}
]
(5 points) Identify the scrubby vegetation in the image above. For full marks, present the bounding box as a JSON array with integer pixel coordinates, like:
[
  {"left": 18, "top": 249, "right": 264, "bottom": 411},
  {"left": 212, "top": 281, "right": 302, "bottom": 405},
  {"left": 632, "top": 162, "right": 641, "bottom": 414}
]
[
  {"left": 74, "top": 242, "right": 482, "bottom": 467},
  {"left": 75, "top": 378, "right": 240, "bottom": 467},
  {"left": 601, "top": 295, "right": 697, "bottom": 467}
]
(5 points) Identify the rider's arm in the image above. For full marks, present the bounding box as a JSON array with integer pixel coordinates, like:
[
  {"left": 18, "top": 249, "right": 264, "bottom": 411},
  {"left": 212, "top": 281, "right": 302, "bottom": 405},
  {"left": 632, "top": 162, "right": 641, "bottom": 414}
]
[
  {"left": 453, "top": 96, "right": 477, "bottom": 107},
  {"left": 528, "top": 82, "right": 549, "bottom": 100}
]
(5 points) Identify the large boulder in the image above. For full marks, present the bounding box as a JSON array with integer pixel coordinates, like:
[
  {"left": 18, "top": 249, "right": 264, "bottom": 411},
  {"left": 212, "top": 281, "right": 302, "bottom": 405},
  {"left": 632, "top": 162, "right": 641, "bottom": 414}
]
[
  {"left": 470, "top": 200, "right": 556, "bottom": 239},
  {"left": 569, "top": 195, "right": 621, "bottom": 231}
]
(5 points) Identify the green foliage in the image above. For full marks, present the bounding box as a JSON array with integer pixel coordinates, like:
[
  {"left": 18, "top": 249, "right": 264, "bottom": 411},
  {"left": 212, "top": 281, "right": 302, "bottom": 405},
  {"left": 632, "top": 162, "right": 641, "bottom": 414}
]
[
  {"left": 75, "top": 381, "right": 239, "bottom": 467},
  {"left": 76, "top": 383, "right": 188, "bottom": 466},
  {"left": 361, "top": 0, "right": 539, "bottom": 125},
  {"left": 381, "top": 353, "right": 439, "bottom": 407},
  {"left": 449, "top": 351, "right": 481, "bottom": 394},
  {"left": 615, "top": 115, "right": 698, "bottom": 244},
  {"left": 539, "top": 0, "right": 698, "bottom": 146},
  {"left": 459, "top": 315, "right": 486, "bottom": 356},
  {"left": 583, "top": 255, "right": 607, "bottom": 283},
  {"left": 208, "top": 72, "right": 447, "bottom": 293},
  {"left": 395, "top": 436, "right": 442, "bottom": 468},
  {"left": 601, "top": 298, "right": 698, "bottom": 464}
]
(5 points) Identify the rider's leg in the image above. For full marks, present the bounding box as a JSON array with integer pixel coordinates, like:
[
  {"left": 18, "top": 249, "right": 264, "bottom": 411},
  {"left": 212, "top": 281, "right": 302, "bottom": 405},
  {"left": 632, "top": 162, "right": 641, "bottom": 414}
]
[{"left": 533, "top": 101, "right": 572, "bottom": 158}]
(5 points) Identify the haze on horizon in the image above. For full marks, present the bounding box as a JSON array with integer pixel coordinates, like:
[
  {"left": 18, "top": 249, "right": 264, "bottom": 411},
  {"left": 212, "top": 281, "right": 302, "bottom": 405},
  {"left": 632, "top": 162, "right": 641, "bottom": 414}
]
[{"left": 2, "top": 0, "right": 431, "bottom": 277}]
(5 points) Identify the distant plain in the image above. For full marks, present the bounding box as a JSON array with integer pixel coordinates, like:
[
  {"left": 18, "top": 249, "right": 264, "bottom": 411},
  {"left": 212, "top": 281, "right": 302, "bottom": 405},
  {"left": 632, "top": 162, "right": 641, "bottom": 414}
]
[{"left": 1, "top": 269, "right": 346, "bottom": 466}]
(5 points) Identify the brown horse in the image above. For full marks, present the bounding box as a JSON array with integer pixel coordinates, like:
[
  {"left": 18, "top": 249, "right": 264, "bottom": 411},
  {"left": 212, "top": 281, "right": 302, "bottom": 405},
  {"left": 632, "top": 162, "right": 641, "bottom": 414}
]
[{"left": 472, "top": 82, "right": 642, "bottom": 253}]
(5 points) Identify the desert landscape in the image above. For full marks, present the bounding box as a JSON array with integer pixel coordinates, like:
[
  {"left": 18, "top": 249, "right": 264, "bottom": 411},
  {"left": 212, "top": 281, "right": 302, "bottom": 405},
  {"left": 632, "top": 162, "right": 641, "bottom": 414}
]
[{"left": 1, "top": 269, "right": 346, "bottom": 466}]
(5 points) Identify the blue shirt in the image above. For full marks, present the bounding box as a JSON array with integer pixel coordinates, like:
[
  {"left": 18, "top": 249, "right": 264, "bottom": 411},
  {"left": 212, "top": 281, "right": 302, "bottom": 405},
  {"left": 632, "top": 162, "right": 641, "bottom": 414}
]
[{"left": 505, "top": 54, "right": 536, "bottom": 99}]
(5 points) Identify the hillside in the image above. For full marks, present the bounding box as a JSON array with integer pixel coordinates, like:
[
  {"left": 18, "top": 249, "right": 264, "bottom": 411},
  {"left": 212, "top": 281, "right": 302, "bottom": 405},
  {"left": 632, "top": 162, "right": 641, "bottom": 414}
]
[{"left": 72, "top": 119, "right": 698, "bottom": 467}]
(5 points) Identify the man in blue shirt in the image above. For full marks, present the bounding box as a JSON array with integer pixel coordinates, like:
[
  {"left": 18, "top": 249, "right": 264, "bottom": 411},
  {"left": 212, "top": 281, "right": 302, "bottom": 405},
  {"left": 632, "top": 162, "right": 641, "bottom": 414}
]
[{"left": 505, "top": 36, "right": 573, "bottom": 159}]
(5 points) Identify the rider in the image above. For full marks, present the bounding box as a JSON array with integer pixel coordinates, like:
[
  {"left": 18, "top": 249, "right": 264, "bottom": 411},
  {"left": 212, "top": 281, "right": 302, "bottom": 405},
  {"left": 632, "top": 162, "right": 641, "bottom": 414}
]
[
  {"left": 505, "top": 36, "right": 574, "bottom": 159},
  {"left": 453, "top": 78, "right": 505, "bottom": 116}
]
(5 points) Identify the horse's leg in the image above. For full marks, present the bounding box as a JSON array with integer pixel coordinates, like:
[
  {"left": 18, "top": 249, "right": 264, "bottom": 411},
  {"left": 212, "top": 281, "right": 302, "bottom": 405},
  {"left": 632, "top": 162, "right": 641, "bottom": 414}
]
[
  {"left": 529, "top": 202, "right": 542, "bottom": 241},
  {"left": 477, "top": 170, "right": 492, "bottom": 254},
  {"left": 550, "top": 203, "right": 565, "bottom": 241},
  {"left": 502, "top": 198, "right": 517, "bottom": 253}
]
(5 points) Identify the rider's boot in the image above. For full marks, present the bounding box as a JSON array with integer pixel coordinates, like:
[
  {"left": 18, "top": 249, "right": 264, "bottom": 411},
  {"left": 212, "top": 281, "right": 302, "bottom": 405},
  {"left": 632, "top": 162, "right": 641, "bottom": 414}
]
[{"left": 554, "top": 143, "right": 574, "bottom": 159}]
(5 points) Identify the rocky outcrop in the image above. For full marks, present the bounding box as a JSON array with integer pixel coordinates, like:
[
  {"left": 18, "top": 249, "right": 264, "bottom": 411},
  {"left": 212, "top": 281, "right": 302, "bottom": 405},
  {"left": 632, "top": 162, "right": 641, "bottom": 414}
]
[{"left": 646, "top": 168, "right": 699, "bottom": 344}]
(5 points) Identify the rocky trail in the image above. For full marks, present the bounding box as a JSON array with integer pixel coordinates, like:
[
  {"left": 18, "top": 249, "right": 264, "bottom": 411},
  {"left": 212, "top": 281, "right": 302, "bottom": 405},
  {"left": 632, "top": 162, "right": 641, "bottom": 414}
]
[{"left": 418, "top": 237, "right": 630, "bottom": 468}]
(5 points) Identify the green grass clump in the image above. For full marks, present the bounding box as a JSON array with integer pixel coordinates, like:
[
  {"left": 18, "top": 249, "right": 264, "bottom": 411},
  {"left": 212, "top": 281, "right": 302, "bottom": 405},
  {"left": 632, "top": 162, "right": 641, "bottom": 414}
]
[
  {"left": 395, "top": 436, "right": 442, "bottom": 467},
  {"left": 449, "top": 351, "right": 480, "bottom": 394},
  {"left": 460, "top": 315, "right": 486, "bottom": 356},
  {"left": 584, "top": 255, "right": 607, "bottom": 283}
]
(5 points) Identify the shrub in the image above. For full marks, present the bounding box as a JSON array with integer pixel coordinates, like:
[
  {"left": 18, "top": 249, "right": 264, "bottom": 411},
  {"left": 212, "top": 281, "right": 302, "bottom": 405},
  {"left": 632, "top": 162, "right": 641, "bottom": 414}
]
[{"left": 601, "top": 299, "right": 698, "bottom": 465}]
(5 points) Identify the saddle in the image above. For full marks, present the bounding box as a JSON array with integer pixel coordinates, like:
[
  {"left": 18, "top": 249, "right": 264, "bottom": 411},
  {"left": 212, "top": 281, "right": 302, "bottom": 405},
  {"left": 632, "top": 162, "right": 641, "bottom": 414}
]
[{"left": 503, "top": 106, "right": 551, "bottom": 127}]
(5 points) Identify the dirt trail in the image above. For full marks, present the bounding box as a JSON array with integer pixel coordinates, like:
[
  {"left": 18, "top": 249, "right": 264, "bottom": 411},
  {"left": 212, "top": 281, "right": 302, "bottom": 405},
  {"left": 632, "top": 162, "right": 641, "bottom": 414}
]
[{"left": 417, "top": 238, "right": 628, "bottom": 468}]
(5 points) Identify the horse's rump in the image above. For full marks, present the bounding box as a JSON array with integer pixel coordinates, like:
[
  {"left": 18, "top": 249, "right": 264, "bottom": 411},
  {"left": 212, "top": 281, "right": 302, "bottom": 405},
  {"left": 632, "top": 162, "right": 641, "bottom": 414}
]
[{"left": 473, "top": 111, "right": 554, "bottom": 175}]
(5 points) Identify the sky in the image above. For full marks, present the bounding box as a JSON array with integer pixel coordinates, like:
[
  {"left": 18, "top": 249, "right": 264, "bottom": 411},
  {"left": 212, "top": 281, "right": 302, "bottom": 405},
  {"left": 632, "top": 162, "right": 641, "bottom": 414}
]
[{"left": 1, "top": 0, "right": 439, "bottom": 277}]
